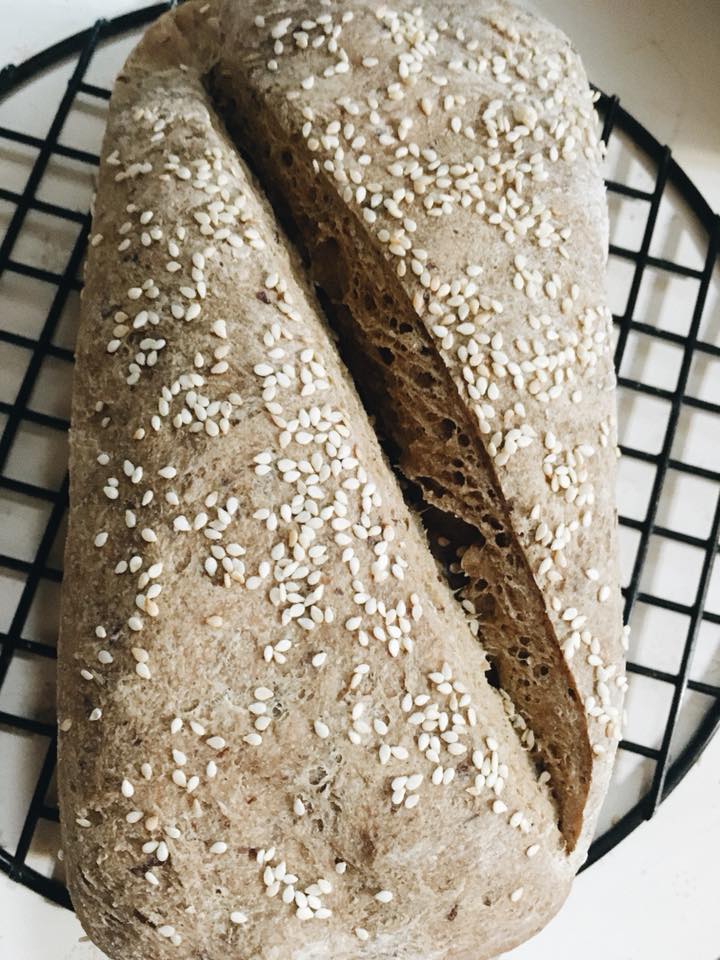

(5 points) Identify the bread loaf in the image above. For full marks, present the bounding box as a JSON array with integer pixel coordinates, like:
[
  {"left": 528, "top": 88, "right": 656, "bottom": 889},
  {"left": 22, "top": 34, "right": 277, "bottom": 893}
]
[{"left": 58, "top": 2, "right": 625, "bottom": 958}]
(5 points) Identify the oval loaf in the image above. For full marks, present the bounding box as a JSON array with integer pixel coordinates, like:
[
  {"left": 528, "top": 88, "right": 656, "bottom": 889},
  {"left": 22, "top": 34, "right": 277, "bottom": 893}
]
[{"left": 58, "top": 2, "right": 625, "bottom": 958}]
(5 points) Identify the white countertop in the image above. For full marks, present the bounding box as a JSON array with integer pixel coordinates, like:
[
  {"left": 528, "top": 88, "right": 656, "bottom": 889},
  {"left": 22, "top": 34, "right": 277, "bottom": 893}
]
[{"left": 0, "top": 2, "right": 718, "bottom": 959}]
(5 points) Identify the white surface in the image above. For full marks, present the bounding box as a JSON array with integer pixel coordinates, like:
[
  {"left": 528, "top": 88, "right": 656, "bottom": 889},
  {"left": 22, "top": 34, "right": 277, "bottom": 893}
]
[{"left": 0, "top": 2, "right": 719, "bottom": 959}]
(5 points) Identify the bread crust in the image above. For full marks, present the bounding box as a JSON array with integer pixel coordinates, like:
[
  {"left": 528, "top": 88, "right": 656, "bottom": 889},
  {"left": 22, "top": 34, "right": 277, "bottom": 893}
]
[{"left": 58, "top": 2, "right": 624, "bottom": 958}]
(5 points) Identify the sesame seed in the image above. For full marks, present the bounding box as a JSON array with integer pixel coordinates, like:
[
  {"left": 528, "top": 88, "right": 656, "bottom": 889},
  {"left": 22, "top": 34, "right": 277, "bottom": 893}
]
[
  {"left": 172, "top": 770, "right": 186, "bottom": 790},
  {"left": 375, "top": 889, "right": 393, "bottom": 903},
  {"left": 271, "top": 16, "right": 292, "bottom": 39},
  {"left": 314, "top": 719, "right": 330, "bottom": 739}
]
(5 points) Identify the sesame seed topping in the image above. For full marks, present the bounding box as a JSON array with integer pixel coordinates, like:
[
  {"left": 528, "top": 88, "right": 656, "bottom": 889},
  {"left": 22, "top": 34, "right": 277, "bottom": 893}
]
[
  {"left": 314, "top": 719, "right": 330, "bottom": 739},
  {"left": 67, "top": 23, "right": 622, "bottom": 938}
]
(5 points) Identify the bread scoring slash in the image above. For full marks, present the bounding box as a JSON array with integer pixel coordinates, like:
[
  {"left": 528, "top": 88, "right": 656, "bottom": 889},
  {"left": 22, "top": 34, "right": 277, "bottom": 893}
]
[{"left": 58, "top": 2, "right": 625, "bottom": 959}]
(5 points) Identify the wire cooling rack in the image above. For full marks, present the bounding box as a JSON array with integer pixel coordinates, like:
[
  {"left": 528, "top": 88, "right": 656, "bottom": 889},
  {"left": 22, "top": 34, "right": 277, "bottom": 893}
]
[{"left": 0, "top": 2, "right": 718, "bottom": 911}]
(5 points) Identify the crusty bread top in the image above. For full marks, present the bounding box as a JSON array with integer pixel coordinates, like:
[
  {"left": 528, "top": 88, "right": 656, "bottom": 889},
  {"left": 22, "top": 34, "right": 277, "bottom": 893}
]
[
  {"left": 212, "top": 0, "right": 626, "bottom": 850},
  {"left": 56, "top": 4, "right": 588, "bottom": 960}
]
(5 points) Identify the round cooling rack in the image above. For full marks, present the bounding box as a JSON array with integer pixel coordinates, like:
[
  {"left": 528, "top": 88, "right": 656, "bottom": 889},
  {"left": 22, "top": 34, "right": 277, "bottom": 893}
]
[{"left": 0, "top": 3, "right": 719, "bottom": 912}]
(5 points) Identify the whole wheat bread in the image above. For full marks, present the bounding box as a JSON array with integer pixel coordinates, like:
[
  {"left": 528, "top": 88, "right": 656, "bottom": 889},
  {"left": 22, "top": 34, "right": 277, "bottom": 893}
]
[{"left": 58, "top": 2, "right": 625, "bottom": 958}]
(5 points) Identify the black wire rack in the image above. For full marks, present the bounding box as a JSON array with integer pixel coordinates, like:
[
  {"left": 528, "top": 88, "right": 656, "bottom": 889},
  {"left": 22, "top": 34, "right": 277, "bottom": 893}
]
[{"left": 0, "top": 2, "right": 718, "bottom": 911}]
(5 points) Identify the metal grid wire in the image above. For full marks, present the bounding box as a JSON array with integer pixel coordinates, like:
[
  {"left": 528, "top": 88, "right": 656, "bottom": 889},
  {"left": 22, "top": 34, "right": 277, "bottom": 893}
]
[{"left": 0, "top": 2, "right": 718, "bottom": 910}]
